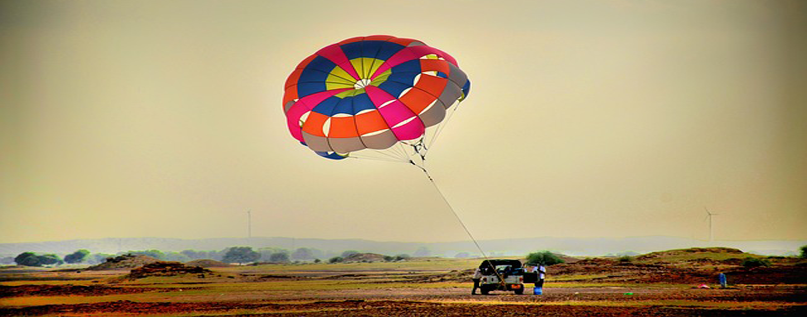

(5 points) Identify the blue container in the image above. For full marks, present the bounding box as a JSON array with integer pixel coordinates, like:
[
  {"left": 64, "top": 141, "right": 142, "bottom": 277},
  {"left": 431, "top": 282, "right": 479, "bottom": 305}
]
[{"left": 533, "top": 287, "right": 543, "bottom": 295}]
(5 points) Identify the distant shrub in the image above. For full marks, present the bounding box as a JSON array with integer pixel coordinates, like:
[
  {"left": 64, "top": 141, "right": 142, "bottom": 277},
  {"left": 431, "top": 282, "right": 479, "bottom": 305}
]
[
  {"left": 38, "top": 254, "right": 62, "bottom": 266},
  {"left": 800, "top": 245, "right": 807, "bottom": 259},
  {"left": 268, "top": 252, "right": 290, "bottom": 263},
  {"left": 341, "top": 250, "right": 359, "bottom": 258},
  {"left": 64, "top": 249, "right": 90, "bottom": 264},
  {"left": 14, "top": 252, "right": 63, "bottom": 267},
  {"left": 617, "top": 255, "right": 632, "bottom": 263},
  {"left": 741, "top": 257, "right": 771, "bottom": 268},
  {"left": 291, "top": 248, "right": 315, "bottom": 261},
  {"left": 526, "top": 251, "right": 564, "bottom": 266},
  {"left": 394, "top": 254, "right": 410, "bottom": 261},
  {"left": 222, "top": 247, "right": 260, "bottom": 264},
  {"left": 313, "top": 259, "right": 321, "bottom": 263},
  {"left": 328, "top": 256, "right": 343, "bottom": 264},
  {"left": 127, "top": 249, "right": 166, "bottom": 260},
  {"left": 383, "top": 255, "right": 395, "bottom": 262},
  {"left": 15, "top": 252, "right": 40, "bottom": 267}
]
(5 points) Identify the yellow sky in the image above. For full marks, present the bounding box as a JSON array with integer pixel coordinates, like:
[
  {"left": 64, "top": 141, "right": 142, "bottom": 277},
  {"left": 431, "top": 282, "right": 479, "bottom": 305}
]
[{"left": 1, "top": 0, "right": 805, "bottom": 244}]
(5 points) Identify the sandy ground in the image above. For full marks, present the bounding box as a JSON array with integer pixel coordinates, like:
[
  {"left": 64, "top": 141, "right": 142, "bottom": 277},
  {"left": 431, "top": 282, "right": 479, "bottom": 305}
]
[
  {"left": 1, "top": 256, "right": 806, "bottom": 316},
  {"left": 2, "top": 278, "right": 805, "bottom": 316}
]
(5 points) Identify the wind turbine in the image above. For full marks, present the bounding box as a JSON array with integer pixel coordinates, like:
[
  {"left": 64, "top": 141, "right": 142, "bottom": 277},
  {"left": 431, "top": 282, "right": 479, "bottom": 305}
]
[{"left": 704, "top": 207, "right": 718, "bottom": 242}]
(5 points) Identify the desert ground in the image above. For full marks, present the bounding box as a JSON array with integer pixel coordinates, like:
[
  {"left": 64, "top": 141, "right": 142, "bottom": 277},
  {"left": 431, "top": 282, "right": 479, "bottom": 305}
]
[{"left": 1, "top": 248, "right": 805, "bottom": 316}]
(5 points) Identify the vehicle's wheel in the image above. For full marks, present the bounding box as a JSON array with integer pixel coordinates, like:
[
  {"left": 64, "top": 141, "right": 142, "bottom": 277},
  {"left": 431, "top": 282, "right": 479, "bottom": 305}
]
[{"left": 514, "top": 285, "right": 524, "bottom": 295}]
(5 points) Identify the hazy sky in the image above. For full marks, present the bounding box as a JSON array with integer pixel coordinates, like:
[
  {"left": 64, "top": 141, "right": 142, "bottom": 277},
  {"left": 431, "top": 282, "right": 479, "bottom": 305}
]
[{"left": 1, "top": 0, "right": 805, "bottom": 244}]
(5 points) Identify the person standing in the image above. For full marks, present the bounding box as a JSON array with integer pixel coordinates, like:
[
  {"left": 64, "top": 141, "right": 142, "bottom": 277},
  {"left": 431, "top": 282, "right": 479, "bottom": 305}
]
[
  {"left": 471, "top": 267, "right": 482, "bottom": 295},
  {"left": 537, "top": 265, "right": 546, "bottom": 288}
]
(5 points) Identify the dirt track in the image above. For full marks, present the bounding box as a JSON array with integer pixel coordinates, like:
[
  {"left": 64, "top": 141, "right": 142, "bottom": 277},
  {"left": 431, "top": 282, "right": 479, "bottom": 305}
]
[
  {"left": 3, "top": 297, "right": 806, "bottom": 317},
  {"left": 2, "top": 283, "right": 805, "bottom": 316}
]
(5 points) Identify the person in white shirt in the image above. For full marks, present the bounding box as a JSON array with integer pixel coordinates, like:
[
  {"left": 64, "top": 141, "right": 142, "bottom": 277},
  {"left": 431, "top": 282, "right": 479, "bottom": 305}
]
[
  {"left": 537, "top": 265, "right": 546, "bottom": 288},
  {"left": 471, "top": 267, "right": 482, "bottom": 295}
]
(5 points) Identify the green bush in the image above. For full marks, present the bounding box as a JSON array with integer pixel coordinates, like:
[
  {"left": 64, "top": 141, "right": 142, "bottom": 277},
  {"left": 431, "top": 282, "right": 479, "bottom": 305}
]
[
  {"left": 268, "top": 252, "right": 290, "bottom": 263},
  {"left": 328, "top": 256, "right": 343, "bottom": 264},
  {"left": 38, "top": 254, "right": 63, "bottom": 266},
  {"left": 741, "top": 257, "right": 771, "bottom": 268},
  {"left": 800, "top": 245, "right": 807, "bottom": 259},
  {"left": 617, "top": 255, "right": 632, "bottom": 263},
  {"left": 64, "top": 249, "right": 90, "bottom": 264},
  {"left": 526, "top": 251, "right": 565, "bottom": 266},
  {"left": 222, "top": 246, "right": 260, "bottom": 264},
  {"left": 14, "top": 252, "right": 40, "bottom": 266},
  {"left": 14, "top": 252, "right": 63, "bottom": 267}
]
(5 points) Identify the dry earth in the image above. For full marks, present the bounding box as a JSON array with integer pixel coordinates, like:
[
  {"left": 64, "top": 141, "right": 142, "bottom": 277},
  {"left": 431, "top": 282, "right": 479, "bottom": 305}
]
[{"left": 1, "top": 248, "right": 805, "bottom": 316}]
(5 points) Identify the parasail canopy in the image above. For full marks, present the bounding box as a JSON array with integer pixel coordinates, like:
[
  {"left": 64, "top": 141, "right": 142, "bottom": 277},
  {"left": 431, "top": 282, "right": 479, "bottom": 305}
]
[{"left": 283, "top": 35, "right": 470, "bottom": 160}]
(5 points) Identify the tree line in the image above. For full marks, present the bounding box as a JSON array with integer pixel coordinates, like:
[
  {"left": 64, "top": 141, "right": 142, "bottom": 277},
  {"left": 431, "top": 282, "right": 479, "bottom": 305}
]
[
  {"left": 2, "top": 247, "right": 415, "bottom": 267},
  {"left": 8, "top": 246, "right": 804, "bottom": 267}
]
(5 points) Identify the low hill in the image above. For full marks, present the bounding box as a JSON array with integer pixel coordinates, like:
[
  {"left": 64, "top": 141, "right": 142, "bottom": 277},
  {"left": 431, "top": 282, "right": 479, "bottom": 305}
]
[
  {"left": 86, "top": 254, "right": 160, "bottom": 270},
  {"left": 344, "top": 253, "right": 386, "bottom": 263},
  {"left": 550, "top": 247, "right": 807, "bottom": 285},
  {"left": 128, "top": 261, "right": 212, "bottom": 279},
  {"left": 635, "top": 247, "right": 749, "bottom": 265},
  {"left": 186, "top": 259, "right": 230, "bottom": 268}
]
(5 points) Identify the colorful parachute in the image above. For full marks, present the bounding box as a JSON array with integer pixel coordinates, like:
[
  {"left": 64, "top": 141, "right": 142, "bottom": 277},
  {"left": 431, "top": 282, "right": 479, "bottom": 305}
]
[{"left": 283, "top": 35, "right": 470, "bottom": 160}]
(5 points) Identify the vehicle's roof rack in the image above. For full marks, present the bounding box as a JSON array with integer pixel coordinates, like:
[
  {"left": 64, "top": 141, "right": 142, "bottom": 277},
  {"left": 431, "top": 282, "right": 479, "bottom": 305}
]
[{"left": 478, "top": 259, "right": 522, "bottom": 269}]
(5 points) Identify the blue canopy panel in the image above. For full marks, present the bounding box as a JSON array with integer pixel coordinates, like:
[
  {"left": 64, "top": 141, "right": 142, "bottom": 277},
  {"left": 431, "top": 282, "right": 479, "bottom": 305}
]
[
  {"left": 462, "top": 80, "right": 471, "bottom": 98},
  {"left": 392, "top": 59, "right": 422, "bottom": 73},
  {"left": 303, "top": 55, "right": 338, "bottom": 73},
  {"left": 310, "top": 96, "right": 342, "bottom": 115},
  {"left": 359, "top": 41, "right": 383, "bottom": 61},
  {"left": 297, "top": 56, "right": 339, "bottom": 97},
  {"left": 319, "top": 92, "right": 376, "bottom": 116},
  {"left": 351, "top": 92, "right": 376, "bottom": 114},
  {"left": 331, "top": 95, "right": 355, "bottom": 115},
  {"left": 316, "top": 151, "right": 348, "bottom": 160},
  {"left": 296, "top": 82, "right": 327, "bottom": 98},
  {"left": 340, "top": 40, "right": 406, "bottom": 61},
  {"left": 385, "top": 72, "right": 419, "bottom": 87},
  {"left": 297, "top": 68, "right": 330, "bottom": 84},
  {"left": 374, "top": 41, "right": 407, "bottom": 60},
  {"left": 340, "top": 41, "right": 364, "bottom": 60},
  {"left": 377, "top": 81, "right": 411, "bottom": 98}
]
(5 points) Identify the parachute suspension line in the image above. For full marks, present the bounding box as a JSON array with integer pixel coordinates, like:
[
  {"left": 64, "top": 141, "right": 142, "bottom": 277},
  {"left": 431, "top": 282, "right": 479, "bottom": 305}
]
[
  {"left": 355, "top": 148, "right": 406, "bottom": 161},
  {"left": 425, "top": 103, "right": 460, "bottom": 155},
  {"left": 410, "top": 160, "right": 432, "bottom": 181},
  {"left": 348, "top": 155, "right": 407, "bottom": 163},
  {"left": 348, "top": 148, "right": 402, "bottom": 162},
  {"left": 410, "top": 138, "right": 428, "bottom": 169},
  {"left": 416, "top": 165, "right": 505, "bottom": 286},
  {"left": 376, "top": 148, "right": 409, "bottom": 161},
  {"left": 393, "top": 142, "right": 410, "bottom": 161},
  {"left": 396, "top": 142, "right": 411, "bottom": 162}
]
